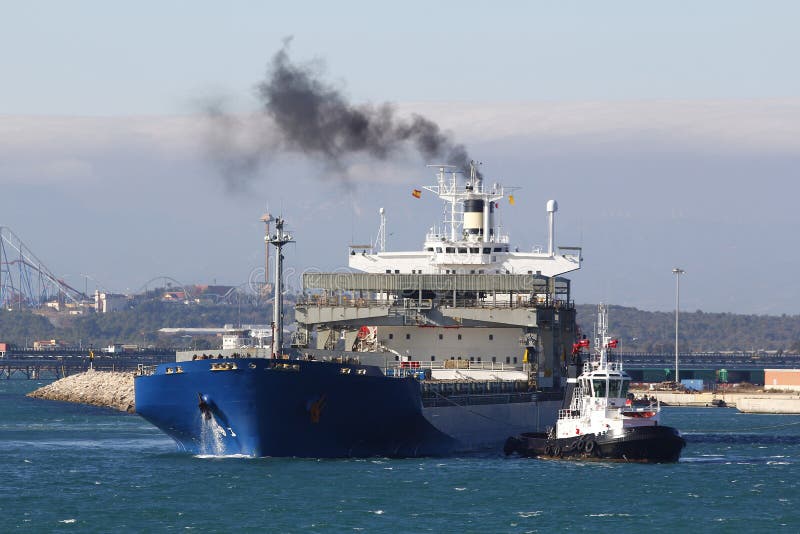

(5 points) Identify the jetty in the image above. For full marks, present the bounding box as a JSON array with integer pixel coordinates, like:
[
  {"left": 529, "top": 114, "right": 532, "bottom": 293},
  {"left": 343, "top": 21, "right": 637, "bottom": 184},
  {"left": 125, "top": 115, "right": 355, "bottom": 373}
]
[
  {"left": 26, "top": 370, "right": 135, "bottom": 413},
  {"left": 735, "top": 395, "right": 800, "bottom": 414}
]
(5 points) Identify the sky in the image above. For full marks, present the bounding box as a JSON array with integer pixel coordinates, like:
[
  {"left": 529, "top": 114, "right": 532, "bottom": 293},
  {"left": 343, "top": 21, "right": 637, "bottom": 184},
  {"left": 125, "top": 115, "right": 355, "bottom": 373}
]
[{"left": 2, "top": 1, "right": 800, "bottom": 315}]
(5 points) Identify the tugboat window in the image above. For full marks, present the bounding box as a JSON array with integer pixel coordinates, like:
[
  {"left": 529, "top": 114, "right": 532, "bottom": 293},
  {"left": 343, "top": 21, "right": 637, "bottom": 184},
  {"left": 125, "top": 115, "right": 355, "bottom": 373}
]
[{"left": 593, "top": 379, "right": 607, "bottom": 397}]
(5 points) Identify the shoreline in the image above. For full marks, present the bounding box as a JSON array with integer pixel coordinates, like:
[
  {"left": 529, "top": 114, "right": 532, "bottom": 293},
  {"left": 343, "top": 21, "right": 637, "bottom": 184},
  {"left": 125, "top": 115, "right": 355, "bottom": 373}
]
[{"left": 631, "top": 389, "right": 800, "bottom": 413}]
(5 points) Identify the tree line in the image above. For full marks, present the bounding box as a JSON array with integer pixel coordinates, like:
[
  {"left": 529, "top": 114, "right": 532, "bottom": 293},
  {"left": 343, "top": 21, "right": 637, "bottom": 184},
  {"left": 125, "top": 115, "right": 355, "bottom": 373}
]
[
  {"left": 575, "top": 304, "right": 800, "bottom": 353},
  {"left": 1, "top": 301, "right": 798, "bottom": 353}
]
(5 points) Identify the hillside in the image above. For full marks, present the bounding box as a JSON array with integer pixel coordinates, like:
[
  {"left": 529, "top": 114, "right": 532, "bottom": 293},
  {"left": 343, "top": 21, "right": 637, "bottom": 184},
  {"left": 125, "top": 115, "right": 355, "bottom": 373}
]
[
  {"left": 2, "top": 301, "right": 799, "bottom": 353},
  {"left": 575, "top": 304, "right": 800, "bottom": 353}
]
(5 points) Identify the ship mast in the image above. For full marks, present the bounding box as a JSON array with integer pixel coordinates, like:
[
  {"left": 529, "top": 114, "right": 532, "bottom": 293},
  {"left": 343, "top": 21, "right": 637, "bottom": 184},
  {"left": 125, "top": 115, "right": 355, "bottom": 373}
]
[{"left": 267, "top": 217, "right": 293, "bottom": 358}]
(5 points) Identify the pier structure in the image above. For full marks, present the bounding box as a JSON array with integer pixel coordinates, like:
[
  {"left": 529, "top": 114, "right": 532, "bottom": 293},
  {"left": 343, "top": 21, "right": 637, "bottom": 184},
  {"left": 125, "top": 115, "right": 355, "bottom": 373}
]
[{"left": 0, "top": 349, "right": 174, "bottom": 379}]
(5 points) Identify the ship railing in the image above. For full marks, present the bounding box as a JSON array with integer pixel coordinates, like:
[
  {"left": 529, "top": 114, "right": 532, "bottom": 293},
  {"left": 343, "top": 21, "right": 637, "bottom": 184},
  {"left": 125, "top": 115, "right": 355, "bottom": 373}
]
[
  {"left": 583, "top": 360, "right": 624, "bottom": 374},
  {"left": 296, "top": 294, "right": 573, "bottom": 311},
  {"left": 558, "top": 408, "right": 582, "bottom": 420},
  {"left": 396, "top": 360, "right": 518, "bottom": 371}
]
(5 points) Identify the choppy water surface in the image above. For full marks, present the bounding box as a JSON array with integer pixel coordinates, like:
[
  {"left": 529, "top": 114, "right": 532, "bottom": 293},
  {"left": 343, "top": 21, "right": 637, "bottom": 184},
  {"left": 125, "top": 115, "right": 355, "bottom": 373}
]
[{"left": 2, "top": 380, "right": 799, "bottom": 532}]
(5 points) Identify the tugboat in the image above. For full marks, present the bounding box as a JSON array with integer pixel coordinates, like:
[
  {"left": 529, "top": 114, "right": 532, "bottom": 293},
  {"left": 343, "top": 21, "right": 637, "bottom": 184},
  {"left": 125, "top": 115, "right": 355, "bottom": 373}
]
[{"left": 504, "top": 304, "right": 686, "bottom": 462}]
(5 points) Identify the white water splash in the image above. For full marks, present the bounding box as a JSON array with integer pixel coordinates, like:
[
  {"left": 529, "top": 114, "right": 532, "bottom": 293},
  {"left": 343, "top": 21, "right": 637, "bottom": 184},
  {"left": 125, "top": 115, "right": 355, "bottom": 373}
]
[{"left": 199, "top": 415, "right": 227, "bottom": 456}]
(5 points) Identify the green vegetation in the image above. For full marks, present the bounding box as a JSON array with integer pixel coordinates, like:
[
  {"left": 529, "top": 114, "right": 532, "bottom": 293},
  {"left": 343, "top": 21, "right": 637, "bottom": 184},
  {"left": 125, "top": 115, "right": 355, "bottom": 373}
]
[
  {"left": 0, "top": 301, "right": 277, "bottom": 348},
  {"left": 575, "top": 304, "right": 800, "bottom": 353},
  {"left": 1, "top": 300, "right": 798, "bottom": 353}
]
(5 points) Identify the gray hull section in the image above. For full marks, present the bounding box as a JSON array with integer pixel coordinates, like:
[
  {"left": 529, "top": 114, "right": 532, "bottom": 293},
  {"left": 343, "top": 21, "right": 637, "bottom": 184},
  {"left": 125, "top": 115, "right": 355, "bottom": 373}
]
[{"left": 421, "top": 399, "right": 561, "bottom": 452}]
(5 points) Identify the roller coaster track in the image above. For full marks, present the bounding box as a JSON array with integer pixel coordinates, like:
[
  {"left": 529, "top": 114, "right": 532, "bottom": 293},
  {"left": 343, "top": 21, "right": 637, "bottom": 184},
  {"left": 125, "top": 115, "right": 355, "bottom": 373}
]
[{"left": 0, "top": 226, "right": 86, "bottom": 309}]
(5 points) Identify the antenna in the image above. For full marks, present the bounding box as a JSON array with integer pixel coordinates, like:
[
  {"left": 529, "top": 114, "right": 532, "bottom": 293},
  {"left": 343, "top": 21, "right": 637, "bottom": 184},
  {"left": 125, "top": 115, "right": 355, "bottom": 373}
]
[
  {"left": 260, "top": 211, "right": 275, "bottom": 298},
  {"left": 266, "top": 216, "right": 294, "bottom": 358},
  {"left": 374, "top": 207, "right": 387, "bottom": 253},
  {"left": 546, "top": 200, "right": 558, "bottom": 257}
]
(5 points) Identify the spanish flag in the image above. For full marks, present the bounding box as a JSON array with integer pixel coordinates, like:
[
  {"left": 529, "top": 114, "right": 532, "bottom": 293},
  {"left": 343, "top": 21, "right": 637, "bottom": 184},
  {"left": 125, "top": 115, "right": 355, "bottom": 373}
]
[
  {"left": 508, "top": 195, "right": 515, "bottom": 205},
  {"left": 412, "top": 189, "right": 422, "bottom": 199}
]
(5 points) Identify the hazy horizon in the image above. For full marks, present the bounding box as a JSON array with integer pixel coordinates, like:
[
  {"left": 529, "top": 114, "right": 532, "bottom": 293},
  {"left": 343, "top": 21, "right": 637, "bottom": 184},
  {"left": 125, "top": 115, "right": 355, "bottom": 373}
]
[{"left": 2, "top": 2, "right": 799, "bottom": 316}]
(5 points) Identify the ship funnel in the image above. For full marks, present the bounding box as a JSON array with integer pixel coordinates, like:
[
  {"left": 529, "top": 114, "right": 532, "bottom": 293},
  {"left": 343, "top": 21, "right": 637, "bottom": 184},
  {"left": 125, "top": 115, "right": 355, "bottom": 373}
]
[
  {"left": 547, "top": 200, "right": 558, "bottom": 257},
  {"left": 464, "top": 199, "right": 485, "bottom": 238}
]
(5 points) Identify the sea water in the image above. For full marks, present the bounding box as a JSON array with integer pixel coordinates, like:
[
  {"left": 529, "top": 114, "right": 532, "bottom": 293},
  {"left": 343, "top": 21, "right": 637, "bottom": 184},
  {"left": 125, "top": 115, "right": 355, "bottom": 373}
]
[{"left": 2, "top": 380, "right": 799, "bottom": 533}]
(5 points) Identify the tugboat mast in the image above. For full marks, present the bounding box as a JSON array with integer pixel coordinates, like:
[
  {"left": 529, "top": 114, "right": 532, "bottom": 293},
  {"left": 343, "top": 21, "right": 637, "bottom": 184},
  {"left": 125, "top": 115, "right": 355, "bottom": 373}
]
[{"left": 267, "top": 217, "right": 293, "bottom": 358}]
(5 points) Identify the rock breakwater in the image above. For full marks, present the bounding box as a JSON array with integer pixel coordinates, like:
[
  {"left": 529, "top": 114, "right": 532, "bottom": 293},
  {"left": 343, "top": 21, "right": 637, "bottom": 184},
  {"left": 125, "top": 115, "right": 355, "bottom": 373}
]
[{"left": 27, "top": 370, "right": 136, "bottom": 413}]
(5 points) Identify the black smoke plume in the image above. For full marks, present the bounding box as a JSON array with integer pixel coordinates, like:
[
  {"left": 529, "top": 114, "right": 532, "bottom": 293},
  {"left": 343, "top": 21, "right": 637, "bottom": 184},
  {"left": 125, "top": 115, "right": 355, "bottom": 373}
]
[{"left": 205, "top": 41, "right": 477, "bottom": 188}]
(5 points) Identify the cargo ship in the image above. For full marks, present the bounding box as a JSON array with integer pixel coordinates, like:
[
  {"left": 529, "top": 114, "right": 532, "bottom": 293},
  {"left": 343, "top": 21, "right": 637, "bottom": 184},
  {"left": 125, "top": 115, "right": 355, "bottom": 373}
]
[{"left": 134, "top": 163, "right": 583, "bottom": 457}]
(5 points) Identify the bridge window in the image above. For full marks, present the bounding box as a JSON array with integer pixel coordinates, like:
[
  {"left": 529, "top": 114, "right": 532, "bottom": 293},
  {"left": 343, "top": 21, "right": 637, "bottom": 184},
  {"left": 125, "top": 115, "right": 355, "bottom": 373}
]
[
  {"left": 426, "top": 247, "right": 434, "bottom": 252},
  {"left": 385, "top": 270, "right": 391, "bottom": 273},
  {"left": 489, "top": 334, "right": 494, "bottom": 341},
  {"left": 439, "top": 334, "right": 443, "bottom": 340},
  {"left": 470, "top": 248, "right": 479, "bottom": 253},
  {"left": 405, "top": 333, "right": 411, "bottom": 340},
  {"left": 458, "top": 334, "right": 462, "bottom": 340},
  {"left": 592, "top": 379, "right": 607, "bottom": 398},
  {"left": 436, "top": 247, "right": 443, "bottom": 253},
  {"left": 431, "top": 356, "right": 435, "bottom": 361},
  {"left": 513, "top": 357, "right": 517, "bottom": 364},
  {"left": 494, "top": 247, "right": 502, "bottom": 252},
  {"left": 388, "top": 334, "right": 394, "bottom": 340},
  {"left": 492, "top": 357, "right": 496, "bottom": 363},
  {"left": 506, "top": 357, "right": 511, "bottom": 364},
  {"left": 609, "top": 379, "right": 622, "bottom": 398},
  {"left": 394, "top": 269, "right": 400, "bottom": 274},
  {"left": 458, "top": 248, "right": 467, "bottom": 253},
  {"left": 483, "top": 247, "right": 491, "bottom": 254},
  {"left": 446, "top": 247, "right": 455, "bottom": 253}
]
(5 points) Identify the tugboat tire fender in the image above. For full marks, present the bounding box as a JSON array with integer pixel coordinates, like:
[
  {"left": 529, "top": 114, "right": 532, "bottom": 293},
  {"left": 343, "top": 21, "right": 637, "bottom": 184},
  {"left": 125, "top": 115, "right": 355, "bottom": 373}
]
[
  {"left": 584, "top": 440, "right": 596, "bottom": 454},
  {"left": 553, "top": 445, "right": 562, "bottom": 457},
  {"left": 544, "top": 445, "right": 553, "bottom": 456}
]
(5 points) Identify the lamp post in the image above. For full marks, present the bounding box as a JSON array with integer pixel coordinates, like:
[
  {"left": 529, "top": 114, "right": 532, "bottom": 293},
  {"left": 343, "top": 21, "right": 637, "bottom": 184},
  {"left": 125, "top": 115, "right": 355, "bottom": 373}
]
[{"left": 672, "top": 268, "right": 685, "bottom": 385}]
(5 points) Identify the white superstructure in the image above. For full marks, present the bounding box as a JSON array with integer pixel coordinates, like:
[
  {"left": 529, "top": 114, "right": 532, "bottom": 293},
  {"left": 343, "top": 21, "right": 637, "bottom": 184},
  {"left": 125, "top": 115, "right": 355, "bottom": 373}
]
[{"left": 348, "top": 165, "right": 581, "bottom": 277}]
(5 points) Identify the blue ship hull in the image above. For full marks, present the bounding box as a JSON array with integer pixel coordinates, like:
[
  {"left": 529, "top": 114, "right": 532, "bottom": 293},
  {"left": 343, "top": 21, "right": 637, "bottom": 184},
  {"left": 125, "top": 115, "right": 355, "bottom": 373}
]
[{"left": 135, "top": 358, "right": 459, "bottom": 457}]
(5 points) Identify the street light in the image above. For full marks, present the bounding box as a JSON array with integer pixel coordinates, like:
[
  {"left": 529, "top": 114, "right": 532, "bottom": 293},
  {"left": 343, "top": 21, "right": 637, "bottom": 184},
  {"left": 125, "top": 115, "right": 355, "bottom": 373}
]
[{"left": 672, "top": 267, "right": 685, "bottom": 385}]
